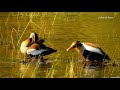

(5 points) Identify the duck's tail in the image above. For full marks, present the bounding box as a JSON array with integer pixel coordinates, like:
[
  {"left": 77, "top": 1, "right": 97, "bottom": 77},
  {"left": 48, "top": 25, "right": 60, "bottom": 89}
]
[
  {"left": 104, "top": 54, "right": 111, "bottom": 60},
  {"left": 41, "top": 47, "right": 57, "bottom": 56},
  {"left": 99, "top": 48, "right": 111, "bottom": 60}
]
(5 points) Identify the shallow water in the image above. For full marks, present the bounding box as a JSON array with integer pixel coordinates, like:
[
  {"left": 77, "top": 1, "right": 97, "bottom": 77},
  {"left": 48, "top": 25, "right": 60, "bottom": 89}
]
[{"left": 0, "top": 12, "right": 120, "bottom": 78}]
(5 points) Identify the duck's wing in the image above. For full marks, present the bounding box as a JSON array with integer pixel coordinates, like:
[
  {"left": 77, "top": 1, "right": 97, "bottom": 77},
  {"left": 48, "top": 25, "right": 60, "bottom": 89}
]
[
  {"left": 98, "top": 48, "right": 111, "bottom": 60},
  {"left": 37, "top": 39, "right": 45, "bottom": 44},
  {"left": 84, "top": 42, "right": 99, "bottom": 48},
  {"left": 41, "top": 47, "right": 57, "bottom": 56},
  {"left": 82, "top": 43, "right": 103, "bottom": 55},
  {"left": 27, "top": 47, "right": 57, "bottom": 56},
  {"left": 27, "top": 49, "right": 48, "bottom": 56}
]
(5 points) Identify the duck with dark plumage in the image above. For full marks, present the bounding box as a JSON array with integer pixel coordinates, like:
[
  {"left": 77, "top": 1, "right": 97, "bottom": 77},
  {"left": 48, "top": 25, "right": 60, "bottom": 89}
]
[{"left": 66, "top": 41, "right": 110, "bottom": 67}]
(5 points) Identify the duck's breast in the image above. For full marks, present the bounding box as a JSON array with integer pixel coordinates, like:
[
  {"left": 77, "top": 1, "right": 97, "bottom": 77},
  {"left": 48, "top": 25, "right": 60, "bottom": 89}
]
[{"left": 20, "top": 47, "right": 29, "bottom": 55}]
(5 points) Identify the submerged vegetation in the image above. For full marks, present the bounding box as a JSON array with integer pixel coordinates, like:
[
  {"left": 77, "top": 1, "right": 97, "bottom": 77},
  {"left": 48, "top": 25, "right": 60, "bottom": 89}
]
[{"left": 0, "top": 12, "right": 120, "bottom": 78}]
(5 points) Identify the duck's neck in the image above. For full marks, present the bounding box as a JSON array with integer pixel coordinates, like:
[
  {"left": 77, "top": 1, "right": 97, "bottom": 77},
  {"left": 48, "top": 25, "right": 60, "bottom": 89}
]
[
  {"left": 75, "top": 46, "right": 83, "bottom": 54},
  {"left": 75, "top": 46, "right": 86, "bottom": 62}
]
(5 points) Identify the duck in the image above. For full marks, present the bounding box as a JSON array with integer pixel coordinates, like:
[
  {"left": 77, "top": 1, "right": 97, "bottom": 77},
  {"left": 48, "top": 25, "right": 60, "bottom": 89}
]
[
  {"left": 27, "top": 42, "right": 57, "bottom": 58},
  {"left": 20, "top": 33, "right": 57, "bottom": 63},
  {"left": 66, "top": 41, "right": 110, "bottom": 66},
  {"left": 20, "top": 33, "right": 38, "bottom": 55}
]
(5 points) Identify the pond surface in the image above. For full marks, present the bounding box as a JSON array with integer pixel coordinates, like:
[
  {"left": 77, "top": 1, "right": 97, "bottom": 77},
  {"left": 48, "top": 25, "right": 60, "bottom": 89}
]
[{"left": 0, "top": 12, "right": 120, "bottom": 78}]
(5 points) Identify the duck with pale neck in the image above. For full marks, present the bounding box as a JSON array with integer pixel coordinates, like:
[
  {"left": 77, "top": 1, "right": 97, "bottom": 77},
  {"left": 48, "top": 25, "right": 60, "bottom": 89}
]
[
  {"left": 20, "top": 33, "right": 38, "bottom": 55},
  {"left": 66, "top": 41, "right": 110, "bottom": 66},
  {"left": 20, "top": 32, "right": 57, "bottom": 63}
]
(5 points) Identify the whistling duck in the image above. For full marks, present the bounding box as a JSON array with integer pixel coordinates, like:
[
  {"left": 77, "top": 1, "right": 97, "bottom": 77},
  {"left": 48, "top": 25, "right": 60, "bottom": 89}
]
[
  {"left": 27, "top": 42, "right": 57, "bottom": 58},
  {"left": 20, "top": 33, "right": 57, "bottom": 62},
  {"left": 20, "top": 33, "right": 39, "bottom": 55},
  {"left": 66, "top": 41, "right": 110, "bottom": 66}
]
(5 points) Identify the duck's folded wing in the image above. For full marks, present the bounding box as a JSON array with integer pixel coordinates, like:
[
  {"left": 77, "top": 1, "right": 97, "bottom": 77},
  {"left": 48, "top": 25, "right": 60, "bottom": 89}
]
[
  {"left": 82, "top": 43, "right": 103, "bottom": 55},
  {"left": 41, "top": 48, "right": 57, "bottom": 56},
  {"left": 27, "top": 49, "right": 47, "bottom": 55}
]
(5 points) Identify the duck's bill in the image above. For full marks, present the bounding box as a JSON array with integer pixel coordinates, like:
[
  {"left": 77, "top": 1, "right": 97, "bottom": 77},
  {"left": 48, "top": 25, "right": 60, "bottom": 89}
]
[{"left": 66, "top": 46, "right": 73, "bottom": 51}]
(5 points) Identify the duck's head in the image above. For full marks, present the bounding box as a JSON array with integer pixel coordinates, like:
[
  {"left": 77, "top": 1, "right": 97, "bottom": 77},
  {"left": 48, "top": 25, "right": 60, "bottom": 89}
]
[
  {"left": 29, "top": 33, "right": 39, "bottom": 43},
  {"left": 66, "top": 41, "right": 82, "bottom": 51}
]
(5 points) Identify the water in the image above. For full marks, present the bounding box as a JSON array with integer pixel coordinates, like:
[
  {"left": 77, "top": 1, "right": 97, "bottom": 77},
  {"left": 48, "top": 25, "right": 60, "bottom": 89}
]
[{"left": 0, "top": 12, "right": 120, "bottom": 78}]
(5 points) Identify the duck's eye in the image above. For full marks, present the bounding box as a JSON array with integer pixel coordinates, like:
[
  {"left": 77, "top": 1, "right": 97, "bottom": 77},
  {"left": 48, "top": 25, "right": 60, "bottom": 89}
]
[{"left": 73, "top": 44, "right": 77, "bottom": 48}]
